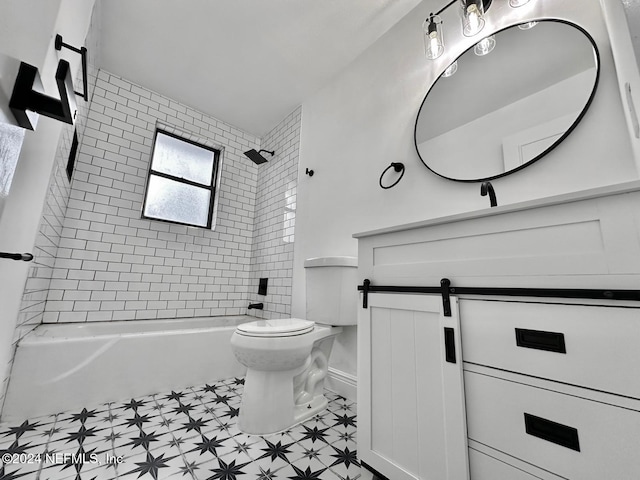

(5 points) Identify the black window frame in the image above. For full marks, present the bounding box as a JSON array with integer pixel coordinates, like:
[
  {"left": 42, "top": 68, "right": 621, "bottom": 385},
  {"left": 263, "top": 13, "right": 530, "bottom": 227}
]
[{"left": 142, "top": 129, "right": 220, "bottom": 229}]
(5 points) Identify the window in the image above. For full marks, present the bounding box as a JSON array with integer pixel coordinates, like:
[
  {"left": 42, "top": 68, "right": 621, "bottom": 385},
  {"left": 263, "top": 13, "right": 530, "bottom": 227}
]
[{"left": 142, "top": 130, "right": 220, "bottom": 228}]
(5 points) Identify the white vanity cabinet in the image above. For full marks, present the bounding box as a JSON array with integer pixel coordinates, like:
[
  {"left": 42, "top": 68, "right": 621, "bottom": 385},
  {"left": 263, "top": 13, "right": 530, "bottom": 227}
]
[{"left": 355, "top": 183, "right": 640, "bottom": 480}]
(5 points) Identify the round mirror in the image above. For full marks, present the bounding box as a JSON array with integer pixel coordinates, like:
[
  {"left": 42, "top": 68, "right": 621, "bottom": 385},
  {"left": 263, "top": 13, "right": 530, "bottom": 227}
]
[{"left": 414, "top": 20, "right": 599, "bottom": 182}]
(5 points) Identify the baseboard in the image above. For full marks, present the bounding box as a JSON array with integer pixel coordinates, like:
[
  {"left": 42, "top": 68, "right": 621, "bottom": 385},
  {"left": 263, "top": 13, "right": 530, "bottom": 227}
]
[{"left": 325, "top": 367, "right": 357, "bottom": 402}]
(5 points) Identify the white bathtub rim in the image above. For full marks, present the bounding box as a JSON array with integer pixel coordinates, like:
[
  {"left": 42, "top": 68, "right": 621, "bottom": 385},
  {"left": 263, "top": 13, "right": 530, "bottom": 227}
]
[{"left": 22, "top": 315, "right": 253, "bottom": 344}]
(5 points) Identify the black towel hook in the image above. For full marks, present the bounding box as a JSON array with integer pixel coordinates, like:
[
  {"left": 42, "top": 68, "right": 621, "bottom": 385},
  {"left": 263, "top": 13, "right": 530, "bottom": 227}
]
[{"left": 379, "top": 162, "right": 405, "bottom": 189}]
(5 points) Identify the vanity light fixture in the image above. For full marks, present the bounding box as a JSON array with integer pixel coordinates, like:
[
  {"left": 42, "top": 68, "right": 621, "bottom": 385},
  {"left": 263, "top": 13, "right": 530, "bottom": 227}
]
[
  {"left": 423, "top": 14, "right": 445, "bottom": 59},
  {"left": 423, "top": 0, "right": 534, "bottom": 63},
  {"left": 474, "top": 35, "right": 496, "bottom": 56}
]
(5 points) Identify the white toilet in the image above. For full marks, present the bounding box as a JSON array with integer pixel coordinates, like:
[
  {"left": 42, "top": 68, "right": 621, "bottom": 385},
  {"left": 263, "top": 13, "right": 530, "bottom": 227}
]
[{"left": 230, "top": 256, "right": 357, "bottom": 435}]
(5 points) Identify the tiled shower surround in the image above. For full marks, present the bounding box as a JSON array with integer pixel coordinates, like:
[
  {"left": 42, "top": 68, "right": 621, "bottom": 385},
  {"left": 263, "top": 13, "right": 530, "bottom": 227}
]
[
  {"left": 0, "top": 377, "right": 367, "bottom": 480},
  {"left": 248, "top": 107, "right": 301, "bottom": 319},
  {"left": 38, "top": 71, "right": 301, "bottom": 322}
]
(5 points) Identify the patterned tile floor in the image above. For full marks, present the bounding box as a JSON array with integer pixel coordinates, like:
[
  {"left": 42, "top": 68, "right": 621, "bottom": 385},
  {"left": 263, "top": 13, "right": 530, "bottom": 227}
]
[{"left": 0, "top": 377, "right": 374, "bottom": 480}]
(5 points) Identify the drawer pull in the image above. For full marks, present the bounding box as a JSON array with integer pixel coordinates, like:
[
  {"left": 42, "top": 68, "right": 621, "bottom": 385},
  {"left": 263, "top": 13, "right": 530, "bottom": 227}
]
[
  {"left": 524, "top": 413, "right": 580, "bottom": 452},
  {"left": 444, "top": 327, "right": 456, "bottom": 364},
  {"left": 515, "top": 328, "right": 566, "bottom": 354}
]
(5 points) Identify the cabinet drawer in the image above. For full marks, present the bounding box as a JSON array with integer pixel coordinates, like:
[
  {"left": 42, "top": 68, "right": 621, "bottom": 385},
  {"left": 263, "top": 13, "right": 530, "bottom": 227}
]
[
  {"left": 469, "top": 447, "right": 562, "bottom": 480},
  {"left": 460, "top": 300, "right": 640, "bottom": 398},
  {"left": 465, "top": 371, "right": 640, "bottom": 479}
]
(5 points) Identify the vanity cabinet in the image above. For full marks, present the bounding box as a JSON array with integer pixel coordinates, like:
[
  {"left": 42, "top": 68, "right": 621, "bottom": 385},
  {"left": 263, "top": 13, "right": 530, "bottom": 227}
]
[{"left": 355, "top": 184, "right": 640, "bottom": 480}]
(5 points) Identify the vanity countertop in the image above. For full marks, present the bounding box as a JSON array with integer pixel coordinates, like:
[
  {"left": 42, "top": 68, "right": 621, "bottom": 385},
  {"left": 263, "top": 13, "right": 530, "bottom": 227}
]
[{"left": 353, "top": 180, "right": 640, "bottom": 239}]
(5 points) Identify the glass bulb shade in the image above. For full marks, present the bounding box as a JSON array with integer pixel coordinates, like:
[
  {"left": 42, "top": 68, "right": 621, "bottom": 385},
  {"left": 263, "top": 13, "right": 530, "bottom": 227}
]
[
  {"left": 460, "top": 0, "right": 485, "bottom": 36},
  {"left": 474, "top": 35, "right": 496, "bottom": 56},
  {"left": 510, "top": 0, "right": 531, "bottom": 6},
  {"left": 442, "top": 61, "right": 458, "bottom": 77},
  {"left": 518, "top": 21, "right": 538, "bottom": 30},
  {"left": 423, "top": 15, "right": 444, "bottom": 59}
]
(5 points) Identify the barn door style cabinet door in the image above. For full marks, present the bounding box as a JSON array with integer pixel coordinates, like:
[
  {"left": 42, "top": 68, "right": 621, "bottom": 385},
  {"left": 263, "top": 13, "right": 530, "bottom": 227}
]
[{"left": 358, "top": 293, "right": 469, "bottom": 480}]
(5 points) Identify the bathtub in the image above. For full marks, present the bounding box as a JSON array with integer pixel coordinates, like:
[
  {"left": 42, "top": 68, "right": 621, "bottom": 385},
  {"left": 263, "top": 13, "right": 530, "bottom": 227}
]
[{"left": 2, "top": 316, "right": 250, "bottom": 421}]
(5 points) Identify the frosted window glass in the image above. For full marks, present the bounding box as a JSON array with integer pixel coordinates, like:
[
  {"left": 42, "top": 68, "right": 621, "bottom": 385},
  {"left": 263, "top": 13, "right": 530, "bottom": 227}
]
[
  {"left": 0, "top": 123, "right": 26, "bottom": 198},
  {"left": 144, "top": 175, "right": 211, "bottom": 226},
  {"left": 152, "top": 132, "right": 214, "bottom": 185}
]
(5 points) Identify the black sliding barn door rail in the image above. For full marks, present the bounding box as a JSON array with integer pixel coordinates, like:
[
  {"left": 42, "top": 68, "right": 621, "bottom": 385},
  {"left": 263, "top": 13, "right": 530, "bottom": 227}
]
[{"left": 358, "top": 278, "right": 640, "bottom": 317}]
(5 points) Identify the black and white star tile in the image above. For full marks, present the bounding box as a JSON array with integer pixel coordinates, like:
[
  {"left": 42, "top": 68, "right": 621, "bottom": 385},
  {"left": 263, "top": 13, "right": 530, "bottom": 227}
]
[{"left": 0, "top": 378, "right": 376, "bottom": 479}]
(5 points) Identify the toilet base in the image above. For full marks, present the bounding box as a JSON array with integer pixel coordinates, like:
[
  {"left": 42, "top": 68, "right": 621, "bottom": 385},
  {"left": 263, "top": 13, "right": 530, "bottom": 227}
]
[
  {"left": 237, "top": 368, "right": 296, "bottom": 435},
  {"left": 293, "top": 392, "right": 328, "bottom": 426},
  {"left": 237, "top": 367, "right": 330, "bottom": 435}
]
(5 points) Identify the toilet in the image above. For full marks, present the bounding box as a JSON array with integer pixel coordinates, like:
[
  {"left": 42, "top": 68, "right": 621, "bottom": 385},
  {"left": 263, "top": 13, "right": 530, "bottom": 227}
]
[{"left": 230, "top": 256, "right": 357, "bottom": 435}]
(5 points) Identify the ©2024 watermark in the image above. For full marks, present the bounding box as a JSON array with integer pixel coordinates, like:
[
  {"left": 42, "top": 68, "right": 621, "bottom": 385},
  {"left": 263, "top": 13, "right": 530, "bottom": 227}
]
[{"left": 2, "top": 452, "right": 125, "bottom": 466}]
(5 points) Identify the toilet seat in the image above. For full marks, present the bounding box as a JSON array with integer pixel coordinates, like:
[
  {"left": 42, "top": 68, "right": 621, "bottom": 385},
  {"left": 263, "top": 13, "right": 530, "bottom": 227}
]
[{"left": 236, "top": 318, "right": 315, "bottom": 337}]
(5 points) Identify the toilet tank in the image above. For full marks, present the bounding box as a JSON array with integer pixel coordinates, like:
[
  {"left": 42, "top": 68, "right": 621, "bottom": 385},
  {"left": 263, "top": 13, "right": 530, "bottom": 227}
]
[{"left": 304, "top": 256, "right": 358, "bottom": 326}]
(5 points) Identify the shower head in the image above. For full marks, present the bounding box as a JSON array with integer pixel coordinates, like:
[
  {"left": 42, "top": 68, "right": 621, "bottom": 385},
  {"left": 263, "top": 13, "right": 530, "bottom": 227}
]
[{"left": 244, "top": 149, "right": 275, "bottom": 165}]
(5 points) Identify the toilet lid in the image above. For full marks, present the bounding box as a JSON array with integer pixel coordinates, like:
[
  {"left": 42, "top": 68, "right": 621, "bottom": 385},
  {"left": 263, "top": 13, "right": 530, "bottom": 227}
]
[{"left": 236, "top": 318, "right": 315, "bottom": 337}]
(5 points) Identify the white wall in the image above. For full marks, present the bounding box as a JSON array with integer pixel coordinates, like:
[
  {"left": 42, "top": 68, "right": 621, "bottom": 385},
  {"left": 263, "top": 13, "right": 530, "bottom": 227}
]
[
  {"left": 292, "top": 0, "right": 639, "bottom": 377},
  {"left": 0, "top": 0, "right": 96, "bottom": 410}
]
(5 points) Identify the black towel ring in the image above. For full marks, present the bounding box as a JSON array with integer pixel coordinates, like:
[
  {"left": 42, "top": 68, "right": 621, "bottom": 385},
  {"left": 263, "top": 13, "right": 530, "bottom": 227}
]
[{"left": 379, "top": 162, "right": 405, "bottom": 189}]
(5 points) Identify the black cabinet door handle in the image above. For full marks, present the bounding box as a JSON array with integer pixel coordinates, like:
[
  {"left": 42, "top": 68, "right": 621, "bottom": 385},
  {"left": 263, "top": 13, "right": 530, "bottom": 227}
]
[
  {"left": 524, "top": 413, "right": 580, "bottom": 451},
  {"left": 515, "top": 328, "right": 566, "bottom": 354},
  {"left": 444, "top": 327, "right": 456, "bottom": 364}
]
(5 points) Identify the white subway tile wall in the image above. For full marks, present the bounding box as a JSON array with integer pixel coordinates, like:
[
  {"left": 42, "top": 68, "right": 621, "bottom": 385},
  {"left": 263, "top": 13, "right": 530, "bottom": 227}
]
[
  {"left": 248, "top": 107, "right": 301, "bottom": 319},
  {"left": 41, "top": 70, "right": 264, "bottom": 322}
]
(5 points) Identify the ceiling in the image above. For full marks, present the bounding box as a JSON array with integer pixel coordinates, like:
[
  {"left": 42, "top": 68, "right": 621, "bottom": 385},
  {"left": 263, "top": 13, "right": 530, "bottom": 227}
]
[{"left": 99, "top": 0, "right": 426, "bottom": 137}]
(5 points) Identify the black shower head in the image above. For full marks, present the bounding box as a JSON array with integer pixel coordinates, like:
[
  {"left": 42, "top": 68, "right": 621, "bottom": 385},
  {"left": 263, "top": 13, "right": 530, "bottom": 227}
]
[{"left": 244, "top": 149, "right": 275, "bottom": 165}]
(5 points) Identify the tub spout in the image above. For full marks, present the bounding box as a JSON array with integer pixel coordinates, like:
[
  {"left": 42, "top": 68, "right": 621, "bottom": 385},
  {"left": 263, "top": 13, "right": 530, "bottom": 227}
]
[
  {"left": 248, "top": 303, "right": 264, "bottom": 310},
  {"left": 480, "top": 181, "right": 497, "bottom": 207}
]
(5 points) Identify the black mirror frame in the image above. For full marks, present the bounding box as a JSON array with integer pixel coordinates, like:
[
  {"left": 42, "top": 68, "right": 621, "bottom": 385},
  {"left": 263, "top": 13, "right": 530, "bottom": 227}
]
[{"left": 413, "top": 19, "right": 601, "bottom": 183}]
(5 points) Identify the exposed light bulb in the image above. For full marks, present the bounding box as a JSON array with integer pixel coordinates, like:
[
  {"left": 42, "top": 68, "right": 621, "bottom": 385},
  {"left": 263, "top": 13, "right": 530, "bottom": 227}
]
[
  {"left": 442, "top": 61, "right": 458, "bottom": 78},
  {"left": 474, "top": 35, "right": 496, "bottom": 56},
  {"left": 429, "top": 34, "right": 443, "bottom": 58},
  {"left": 423, "top": 14, "right": 444, "bottom": 60},
  {"left": 460, "top": 0, "right": 486, "bottom": 37},
  {"left": 466, "top": 4, "right": 482, "bottom": 33}
]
